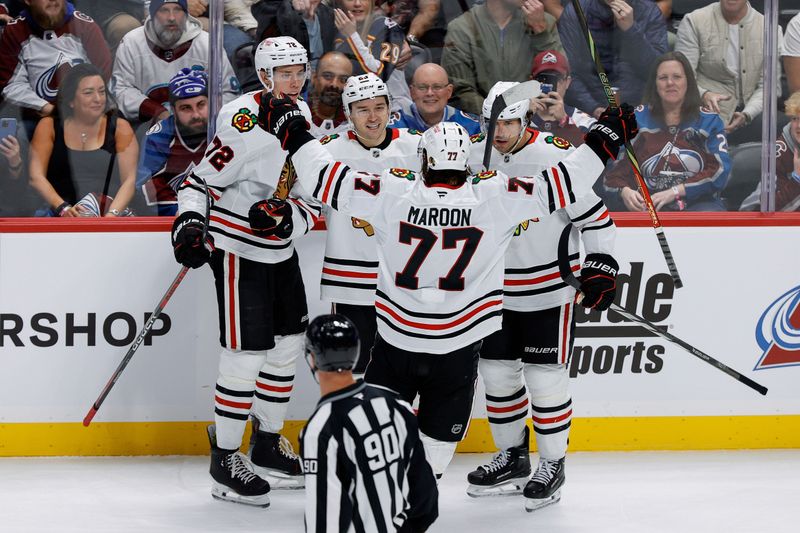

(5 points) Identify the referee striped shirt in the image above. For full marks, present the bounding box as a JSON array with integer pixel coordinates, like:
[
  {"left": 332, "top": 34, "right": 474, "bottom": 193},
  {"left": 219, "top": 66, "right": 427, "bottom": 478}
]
[{"left": 300, "top": 381, "right": 438, "bottom": 533}]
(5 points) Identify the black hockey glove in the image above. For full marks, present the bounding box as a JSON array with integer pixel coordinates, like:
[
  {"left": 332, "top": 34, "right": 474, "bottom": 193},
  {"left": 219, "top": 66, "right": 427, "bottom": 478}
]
[
  {"left": 249, "top": 198, "right": 294, "bottom": 239},
  {"left": 583, "top": 103, "right": 639, "bottom": 165},
  {"left": 171, "top": 212, "right": 214, "bottom": 269},
  {"left": 578, "top": 253, "right": 619, "bottom": 311},
  {"left": 257, "top": 93, "right": 312, "bottom": 154}
]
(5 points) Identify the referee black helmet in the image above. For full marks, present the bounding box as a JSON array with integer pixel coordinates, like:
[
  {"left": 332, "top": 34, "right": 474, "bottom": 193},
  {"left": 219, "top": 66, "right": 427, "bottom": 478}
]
[{"left": 305, "top": 314, "right": 360, "bottom": 373}]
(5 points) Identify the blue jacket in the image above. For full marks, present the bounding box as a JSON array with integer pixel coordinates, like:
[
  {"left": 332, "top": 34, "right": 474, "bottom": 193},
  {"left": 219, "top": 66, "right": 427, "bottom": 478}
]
[
  {"left": 558, "top": 0, "right": 668, "bottom": 114},
  {"left": 391, "top": 103, "right": 482, "bottom": 135}
]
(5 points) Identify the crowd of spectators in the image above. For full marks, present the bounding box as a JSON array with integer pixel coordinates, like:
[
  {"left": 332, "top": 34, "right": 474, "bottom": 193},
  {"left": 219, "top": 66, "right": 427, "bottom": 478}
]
[{"left": 0, "top": 0, "right": 797, "bottom": 216}]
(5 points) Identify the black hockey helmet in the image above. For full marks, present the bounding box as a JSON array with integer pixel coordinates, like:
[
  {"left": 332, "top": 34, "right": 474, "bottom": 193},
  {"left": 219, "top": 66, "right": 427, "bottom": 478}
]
[{"left": 304, "top": 314, "right": 360, "bottom": 375}]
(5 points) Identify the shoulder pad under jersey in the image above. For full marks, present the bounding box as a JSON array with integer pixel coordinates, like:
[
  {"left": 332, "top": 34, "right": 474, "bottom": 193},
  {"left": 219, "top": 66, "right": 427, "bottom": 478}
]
[
  {"left": 470, "top": 132, "right": 485, "bottom": 144},
  {"left": 389, "top": 168, "right": 416, "bottom": 180},
  {"left": 471, "top": 170, "right": 497, "bottom": 183}
]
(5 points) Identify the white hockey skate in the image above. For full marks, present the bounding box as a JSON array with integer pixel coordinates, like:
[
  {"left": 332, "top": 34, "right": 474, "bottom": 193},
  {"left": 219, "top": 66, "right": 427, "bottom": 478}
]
[{"left": 523, "top": 457, "right": 564, "bottom": 512}]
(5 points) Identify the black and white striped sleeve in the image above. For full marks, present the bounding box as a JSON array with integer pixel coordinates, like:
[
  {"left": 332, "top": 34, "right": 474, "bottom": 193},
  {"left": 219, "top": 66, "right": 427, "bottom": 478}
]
[
  {"left": 565, "top": 194, "right": 616, "bottom": 255},
  {"left": 290, "top": 139, "right": 382, "bottom": 222},
  {"left": 302, "top": 404, "right": 352, "bottom": 533}
]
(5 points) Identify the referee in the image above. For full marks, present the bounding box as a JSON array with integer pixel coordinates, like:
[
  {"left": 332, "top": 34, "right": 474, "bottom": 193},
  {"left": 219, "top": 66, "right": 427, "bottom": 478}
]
[{"left": 300, "top": 314, "right": 439, "bottom": 533}]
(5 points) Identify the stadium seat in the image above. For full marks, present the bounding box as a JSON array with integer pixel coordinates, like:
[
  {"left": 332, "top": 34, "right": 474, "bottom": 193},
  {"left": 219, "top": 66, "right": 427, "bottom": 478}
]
[{"left": 722, "top": 142, "right": 762, "bottom": 210}]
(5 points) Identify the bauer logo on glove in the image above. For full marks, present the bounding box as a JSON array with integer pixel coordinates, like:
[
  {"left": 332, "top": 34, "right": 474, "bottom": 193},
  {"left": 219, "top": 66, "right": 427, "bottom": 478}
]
[{"left": 578, "top": 253, "right": 620, "bottom": 311}]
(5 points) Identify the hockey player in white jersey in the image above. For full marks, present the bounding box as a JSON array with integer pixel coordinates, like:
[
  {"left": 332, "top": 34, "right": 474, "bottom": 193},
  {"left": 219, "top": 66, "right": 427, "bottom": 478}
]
[
  {"left": 317, "top": 72, "right": 422, "bottom": 375},
  {"left": 466, "top": 82, "right": 619, "bottom": 511},
  {"left": 254, "top": 92, "right": 637, "bottom": 479},
  {"left": 172, "top": 36, "right": 320, "bottom": 506}
]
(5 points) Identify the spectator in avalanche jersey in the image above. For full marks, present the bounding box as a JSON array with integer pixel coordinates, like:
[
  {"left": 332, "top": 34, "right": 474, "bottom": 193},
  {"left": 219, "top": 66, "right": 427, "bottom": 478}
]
[
  {"left": 0, "top": 0, "right": 111, "bottom": 124},
  {"left": 528, "top": 49, "right": 595, "bottom": 146},
  {"left": 110, "top": 0, "right": 239, "bottom": 124},
  {"left": 602, "top": 51, "right": 731, "bottom": 212},
  {"left": 740, "top": 91, "right": 800, "bottom": 212},
  {"left": 391, "top": 63, "right": 480, "bottom": 135},
  {"left": 136, "top": 66, "right": 208, "bottom": 216}
]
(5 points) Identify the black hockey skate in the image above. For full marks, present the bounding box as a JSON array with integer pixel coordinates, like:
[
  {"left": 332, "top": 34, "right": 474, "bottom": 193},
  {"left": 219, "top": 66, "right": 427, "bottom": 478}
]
[
  {"left": 250, "top": 427, "right": 304, "bottom": 490},
  {"left": 207, "top": 425, "right": 270, "bottom": 508},
  {"left": 466, "top": 427, "right": 531, "bottom": 497},
  {"left": 523, "top": 457, "right": 565, "bottom": 512}
]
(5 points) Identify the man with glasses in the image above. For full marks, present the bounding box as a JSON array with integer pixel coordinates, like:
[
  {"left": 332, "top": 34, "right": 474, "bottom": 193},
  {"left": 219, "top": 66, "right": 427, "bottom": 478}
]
[
  {"left": 307, "top": 51, "right": 353, "bottom": 136},
  {"left": 392, "top": 63, "right": 481, "bottom": 135},
  {"left": 528, "top": 50, "right": 595, "bottom": 146}
]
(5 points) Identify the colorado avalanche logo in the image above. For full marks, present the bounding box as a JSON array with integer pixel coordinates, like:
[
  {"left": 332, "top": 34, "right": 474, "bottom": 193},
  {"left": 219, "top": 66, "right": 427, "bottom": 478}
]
[
  {"left": 641, "top": 142, "right": 703, "bottom": 189},
  {"left": 36, "top": 56, "right": 85, "bottom": 101},
  {"left": 754, "top": 285, "right": 800, "bottom": 370}
]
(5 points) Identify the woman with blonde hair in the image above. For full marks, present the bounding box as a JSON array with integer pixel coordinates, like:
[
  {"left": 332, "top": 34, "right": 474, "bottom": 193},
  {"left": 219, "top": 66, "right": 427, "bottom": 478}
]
[
  {"left": 740, "top": 92, "right": 800, "bottom": 211},
  {"left": 29, "top": 63, "right": 138, "bottom": 217}
]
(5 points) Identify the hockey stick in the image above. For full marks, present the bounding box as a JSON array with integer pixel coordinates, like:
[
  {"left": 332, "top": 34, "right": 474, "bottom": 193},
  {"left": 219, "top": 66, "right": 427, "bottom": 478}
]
[
  {"left": 482, "top": 79, "right": 542, "bottom": 171},
  {"left": 83, "top": 178, "right": 213, "bottom": 426},
  {"left": 569, "top": 0, "right": 683, "bottom": 289},
  {"left": 556, "top": 224, "right": 767, "bottom": 395}
]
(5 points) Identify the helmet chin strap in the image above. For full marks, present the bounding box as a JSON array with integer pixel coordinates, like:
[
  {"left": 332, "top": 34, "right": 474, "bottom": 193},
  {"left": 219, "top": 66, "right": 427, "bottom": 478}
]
[{"left": 505, "top": 118, "right": 528, "bottom": 154}]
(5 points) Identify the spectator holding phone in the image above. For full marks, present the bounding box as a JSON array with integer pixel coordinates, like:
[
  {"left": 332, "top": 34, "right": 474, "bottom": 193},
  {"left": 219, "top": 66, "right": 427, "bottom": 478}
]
[
  {"left": 0, "top": 117, "right": 36, "bottom": 216},
  {"left": 528, "top": 49, "right": 595, "bottom": 146}
]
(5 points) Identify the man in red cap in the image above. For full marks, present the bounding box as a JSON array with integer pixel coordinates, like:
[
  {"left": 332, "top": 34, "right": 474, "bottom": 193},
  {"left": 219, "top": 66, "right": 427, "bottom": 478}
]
[{"left": 528, "top": 49, "right": 596, "bottom": 146}]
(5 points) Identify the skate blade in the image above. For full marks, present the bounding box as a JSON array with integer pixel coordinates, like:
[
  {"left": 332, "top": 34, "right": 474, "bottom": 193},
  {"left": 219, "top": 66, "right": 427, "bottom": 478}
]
[
  {"left": 211, "top": 483, "right": 270, "bottom": 508},
  {"left": 253, "top": 465, "right": 305, "bottom": 490},
  {"left": 466, "top": 477, "right": 528, "bottom": 498},
  {"left": 524, "top": 489, "right": 562, "bottom": 512}
]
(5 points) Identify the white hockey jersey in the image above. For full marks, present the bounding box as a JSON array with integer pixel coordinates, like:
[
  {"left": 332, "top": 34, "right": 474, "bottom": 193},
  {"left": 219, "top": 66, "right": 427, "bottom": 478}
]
[
  {"left": 110, "top": 21, "right": 239, "bottom": 121},
  {"left": 291, "top": 139, "right": 605, "bottom": 354},
  {"left": 469, "top": 129, "right": 616, "bottom": 312},
  {"left": 177, "top": 91, "right": 320, "bottom": 263},
  {"left": 319, "top": 128, "right": 422, "bottom": 305}
]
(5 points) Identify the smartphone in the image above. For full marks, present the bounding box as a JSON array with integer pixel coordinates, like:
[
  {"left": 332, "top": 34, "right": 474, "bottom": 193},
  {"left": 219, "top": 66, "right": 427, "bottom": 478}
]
[
  {"left": 0, "top": 117, "right": 17, "bottom": 141},
  {"left": 540, "top": 83, "right": 553, "bottom": 94}
]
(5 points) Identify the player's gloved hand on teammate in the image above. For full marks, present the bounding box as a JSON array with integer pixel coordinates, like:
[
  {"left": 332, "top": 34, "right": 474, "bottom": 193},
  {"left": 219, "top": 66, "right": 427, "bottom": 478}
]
[
  {"left": 578, "top": 253, "right": 619, "bottom": 311},
  {"left": 257, "top": 93, "right": 310, "bottom": 152},
  {"left": 249, "top": 198, "right": 294, "bottom": 239},
  {"left": 583, "top": 103, "right": 638, "bottom": 165},
  {"left": 171, "top": 212, "right": 214, "bottom": 268}
]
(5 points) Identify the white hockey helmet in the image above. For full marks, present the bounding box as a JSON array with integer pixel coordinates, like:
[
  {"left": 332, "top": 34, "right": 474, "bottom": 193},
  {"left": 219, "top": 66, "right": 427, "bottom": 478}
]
[
  {"left": 418, "top": 122, "right": 470, "bottom": 171},
  {"left": 481, "top": 81, "right": 534, "bottom": 126},
  {"left": 342, "top": 73, "right": 391, "bottom": 123},
  {"left": 254, "top": 36, "right": 308, "bottom": 90}
]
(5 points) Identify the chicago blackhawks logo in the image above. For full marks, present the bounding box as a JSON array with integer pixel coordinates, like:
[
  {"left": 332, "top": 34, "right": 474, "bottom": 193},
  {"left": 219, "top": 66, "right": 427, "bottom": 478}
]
[
  {"left": 471, "top": 170, "right": 497, "bottom": 184},
  {"left": 407, "top": 129, "right": 423, "bottom": 136},
  {"left": 470, "top": 132, "right": 486, "bottom": 144},
  {"left": 273, "top": 160, "right": 297, "bottom": 200},
  {"left": 231, "top": 108, "right": 258, "bottom": 132},
  {"left": 351, "top": 217, "right": 375, "bottom": 236},
  {"left": 513, "top": 218, "right": 540, "bottom": 236},
  {"left": 319, "top": 133, "right": 339, "bottom": 145},
  {"left": 545, "top": 135, "right": 571, "bottom": 150},
  {"left": 390, "top": 168, "right": 415, "bottom": 180}
]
